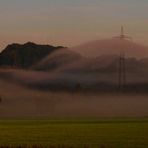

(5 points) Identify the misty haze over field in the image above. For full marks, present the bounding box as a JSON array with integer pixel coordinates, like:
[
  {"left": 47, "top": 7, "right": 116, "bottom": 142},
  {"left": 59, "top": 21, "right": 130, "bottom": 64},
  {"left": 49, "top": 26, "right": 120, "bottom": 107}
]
[
  {"left": 1, "top": 79, "right": 148, "bottom": 118},
  {"left": 0, "top": 15, "right": 148, "bottom": 119},
  {"left": 0, "top": 37, "right": 148, "bottom": 118}
]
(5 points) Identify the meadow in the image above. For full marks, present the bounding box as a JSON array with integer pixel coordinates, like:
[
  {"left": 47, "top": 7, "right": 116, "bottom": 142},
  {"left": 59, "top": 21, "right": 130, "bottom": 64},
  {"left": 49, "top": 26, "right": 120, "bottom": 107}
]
[{"left": 0, "top": 119, "right": 148, "bottom": 148}]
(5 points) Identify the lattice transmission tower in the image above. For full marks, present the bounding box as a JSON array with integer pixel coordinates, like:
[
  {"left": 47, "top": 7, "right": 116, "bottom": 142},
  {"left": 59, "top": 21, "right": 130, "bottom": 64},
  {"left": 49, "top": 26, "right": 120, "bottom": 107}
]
[{"left": 114, "top": 26, "right": 132, "bottom": 90}]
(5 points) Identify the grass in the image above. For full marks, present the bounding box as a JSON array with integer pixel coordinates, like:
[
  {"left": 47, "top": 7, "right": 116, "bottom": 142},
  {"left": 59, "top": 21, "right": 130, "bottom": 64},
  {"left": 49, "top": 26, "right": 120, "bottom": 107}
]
[{"left": 0, "top": 119, "right": 147, "bottom": 147}]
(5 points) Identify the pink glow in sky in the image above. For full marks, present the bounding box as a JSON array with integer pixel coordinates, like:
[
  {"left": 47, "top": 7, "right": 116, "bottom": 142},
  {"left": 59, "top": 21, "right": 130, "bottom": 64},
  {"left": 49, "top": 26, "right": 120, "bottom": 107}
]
[{"left": 0, "top": 0, "right": 148, "bottom": 50}]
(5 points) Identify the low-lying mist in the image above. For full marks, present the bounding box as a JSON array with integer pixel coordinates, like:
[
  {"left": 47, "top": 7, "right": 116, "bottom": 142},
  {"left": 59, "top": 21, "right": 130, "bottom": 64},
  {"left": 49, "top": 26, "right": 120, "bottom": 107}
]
[
  {"left": 0, "top": 77, "right": 148, "bottom": 119},
  {"left": 1, "top": 39, "right": 148, "bottom": 119}
]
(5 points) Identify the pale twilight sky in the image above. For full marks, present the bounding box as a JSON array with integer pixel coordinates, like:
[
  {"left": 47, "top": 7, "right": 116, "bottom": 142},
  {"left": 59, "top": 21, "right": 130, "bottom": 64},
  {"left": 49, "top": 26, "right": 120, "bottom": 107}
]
[{"left": 0, "top": 0, "right": 148, "bottom": 49}]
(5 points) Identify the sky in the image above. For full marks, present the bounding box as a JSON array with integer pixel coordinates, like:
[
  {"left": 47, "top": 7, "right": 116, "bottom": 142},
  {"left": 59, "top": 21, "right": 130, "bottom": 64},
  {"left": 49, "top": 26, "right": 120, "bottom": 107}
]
[{"left": 0, "top": 0, "right": 148, "bottom": 49}]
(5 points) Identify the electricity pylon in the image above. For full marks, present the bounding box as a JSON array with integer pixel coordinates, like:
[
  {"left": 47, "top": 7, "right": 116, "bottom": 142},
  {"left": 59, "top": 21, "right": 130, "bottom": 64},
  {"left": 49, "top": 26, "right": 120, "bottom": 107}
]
[
  {"left": 114, "top": 26, "right": 132, "bottom": 40},
  {"left": 115, "top": 26, "right": 131, "bottom": 90}
]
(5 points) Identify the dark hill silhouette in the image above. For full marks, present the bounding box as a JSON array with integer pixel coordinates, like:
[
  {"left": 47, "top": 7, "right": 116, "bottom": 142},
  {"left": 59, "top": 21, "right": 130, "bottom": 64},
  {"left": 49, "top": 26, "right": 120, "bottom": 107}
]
[{"left": 0, "top": 42, "right": 64, "bottom": 68}]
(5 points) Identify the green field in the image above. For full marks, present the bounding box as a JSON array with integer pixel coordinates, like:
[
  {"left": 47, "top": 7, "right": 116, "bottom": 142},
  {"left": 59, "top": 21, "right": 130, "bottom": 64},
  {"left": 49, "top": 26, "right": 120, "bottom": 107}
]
[{"left": 0, "top": 119, "right": 148, "bottom": 148}]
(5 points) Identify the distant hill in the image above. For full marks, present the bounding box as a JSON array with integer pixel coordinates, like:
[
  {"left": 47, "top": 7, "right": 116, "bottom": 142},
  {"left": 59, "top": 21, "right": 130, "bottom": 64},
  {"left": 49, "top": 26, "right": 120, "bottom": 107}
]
[
  {"left": 70, "top": 38, "right": 148, "bottom": 58},
  {"left": 0, "top": 42, "right": 64, "bottom": 68},
  {"left": 1, "top": 39, "right": 148, "bottom": 92}
]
